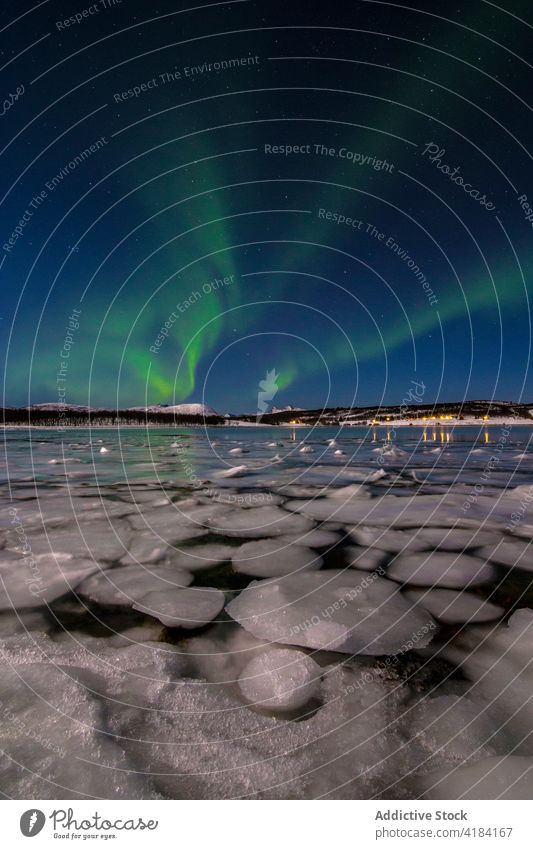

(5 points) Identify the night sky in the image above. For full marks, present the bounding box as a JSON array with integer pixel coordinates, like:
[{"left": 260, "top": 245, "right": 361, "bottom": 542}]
[{"left": 1, "top": 0, "right": 532, "bottom": 413}]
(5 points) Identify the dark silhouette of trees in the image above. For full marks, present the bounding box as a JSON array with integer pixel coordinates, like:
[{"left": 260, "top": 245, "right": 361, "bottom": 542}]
[{"left": 1, "top": 408, "right": 224, "bottom": 427}]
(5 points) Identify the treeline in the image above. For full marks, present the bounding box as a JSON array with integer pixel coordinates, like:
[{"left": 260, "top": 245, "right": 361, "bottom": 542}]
[{"left": 1, "top": 408, "right": 224, "bottom": 427}]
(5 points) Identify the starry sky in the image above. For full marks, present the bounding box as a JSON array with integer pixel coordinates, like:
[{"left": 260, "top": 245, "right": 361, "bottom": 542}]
[{"left": 1, "top": 0, "right": 532, "bottom": 413}]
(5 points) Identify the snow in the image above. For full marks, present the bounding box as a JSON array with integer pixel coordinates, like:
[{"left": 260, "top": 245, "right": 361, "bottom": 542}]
[
  {"left": 0, "top": 662, "right": 154, "bottom": 799},
  {"left": 421, "top": 756, "right": 533, "bottom": 800},
  {"left": 404, "top": 694, "right": 501, "bottom": 773},
  {"left": 441, "top": 609, "right": 533, "bottom": 753},
  {"left": 238, "top": 648, "right": 321, "bottom": 711}
]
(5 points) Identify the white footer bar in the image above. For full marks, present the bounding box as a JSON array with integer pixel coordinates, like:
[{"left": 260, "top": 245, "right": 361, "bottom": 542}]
[{"left": 2, "top": 799, "right": 529, "bottom": 848}]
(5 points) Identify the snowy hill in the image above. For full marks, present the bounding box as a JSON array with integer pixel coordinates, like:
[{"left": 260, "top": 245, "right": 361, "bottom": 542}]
[
  {"left": 27, "top": 402, "right": 220, "bottom": 418},
  {"left": 128, "top": 403, "right": 220, "bottom": 417},
  {"left": 29, "top": 403, "right": 98, "bottom": 412}
]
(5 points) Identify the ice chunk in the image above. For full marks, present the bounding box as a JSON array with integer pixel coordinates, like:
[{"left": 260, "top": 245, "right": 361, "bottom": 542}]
[
  {"left": 168, "top": 542, "right": 236, "bottom": 571},
  {"left": 350, "top": 526, "right": 429, "bottom": 552},
  {"left": 0, "top": 552, "right": 99, "bottom": 610},
  {"left": 127, "top": 501, "right": 229, "bottom": 533},
  {"left": 206, "top": 505, "right": 315, "bottom": 538},
  {"left": 238, "top": 648, "right": 321, "bottom": 711},
  {"left": 330, "top": 484, "right": 368, "bottom": 499},
  {"left": 289, "top": 528, "right": 340, "bottom": 548},
  {"left": 198, "top": 490, "right": 283, "bottom": 508},
  {"left": 226, "top": 570, "right": 437, "bottom": 655},
  {"left": 134, "top": 586, "right": 225, "bottom": 628},
  {"left": 76, "top": 564, "right": 192, "bottom": 606},
  {"left": 387, "top": 552, "right": 495, "bottom": 588},
  {"left": 214, "top": 464, "right": 248, "bottom": 478},
  {"left": 285, "top": 493, "right": 465, "bottom": 527},
  {"left": 232, "top": 538, "right": 322, "bottom": 577},
  {"left": 477, "top": 539, "right": 533, "bottom": 570},
  {"left": 120, "top": 525, "right": 208, "bottom": 564},
  {"left": 372, "top": 445, "right": 408, "bottom": 460},
  {"left": 413, "top": 527, "right": 500, "bottom": 551},
  {"left": 345, "top": 546, "right": 387, "bottom": 572},
  {"left": 404, "top": 589, "right": 504, "bottom": 624},
  {"left": 7, "top": 518, "right": 133, "bottom": 563}
]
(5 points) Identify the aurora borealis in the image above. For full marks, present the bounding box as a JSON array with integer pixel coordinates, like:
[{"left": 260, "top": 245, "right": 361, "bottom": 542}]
[{"left": 1, "top": 0, "right": 532, "bottom": 412}]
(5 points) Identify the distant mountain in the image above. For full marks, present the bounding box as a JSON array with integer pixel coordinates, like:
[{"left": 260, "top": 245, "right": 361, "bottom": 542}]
[
  {"left": 28, "top": 403, "right": 100, "bottom": 412},
  {"left": 27, "top": 401, "right": 220, "bottom": 417},
  {"left": 270, "top": 405, "right": 303, "bottom": 413},
  {"left": 128, "top": 403, "right": 220, "bottom": 417}
]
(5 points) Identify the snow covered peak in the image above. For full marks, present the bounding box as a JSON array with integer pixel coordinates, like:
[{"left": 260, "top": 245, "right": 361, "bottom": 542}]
[{"left": 133, "top": 403, "right": 220, "bottom": 417}]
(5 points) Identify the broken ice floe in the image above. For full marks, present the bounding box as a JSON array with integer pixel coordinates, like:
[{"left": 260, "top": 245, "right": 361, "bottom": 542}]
[
  {"left": 226, "top": 570, "right": 437, "bottom": 655},
  {"left": 133, "top": 586, "right": 225, "bottom": 628}
]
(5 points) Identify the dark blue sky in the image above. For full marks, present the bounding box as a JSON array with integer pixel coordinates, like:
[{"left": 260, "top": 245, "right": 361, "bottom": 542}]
[{"left": 1, "top": 0, "right": 532, "bottom": 412}]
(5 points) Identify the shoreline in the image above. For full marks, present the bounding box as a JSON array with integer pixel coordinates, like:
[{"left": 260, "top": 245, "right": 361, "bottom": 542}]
[{"left": 2, "top": 419, "right": 533, "bottom": 431}]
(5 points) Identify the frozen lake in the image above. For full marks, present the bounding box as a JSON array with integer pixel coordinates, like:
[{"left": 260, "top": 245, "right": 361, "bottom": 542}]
[{"left": 2, "top": 424, "right": 533, "bottom": 799}]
